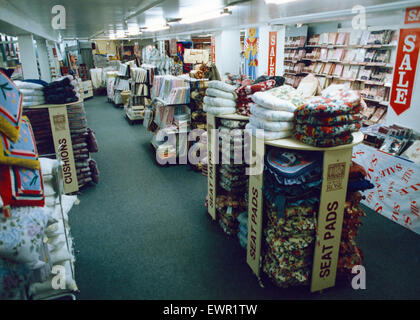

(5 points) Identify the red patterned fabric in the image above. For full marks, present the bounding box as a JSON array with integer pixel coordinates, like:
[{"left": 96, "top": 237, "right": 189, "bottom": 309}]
[{"left": 235, "top": 79, "right": 276, "bottom": 97}]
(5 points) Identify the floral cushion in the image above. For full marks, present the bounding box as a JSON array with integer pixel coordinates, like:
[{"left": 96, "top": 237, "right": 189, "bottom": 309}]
[
  {"left": 0, "top": 116, "right": 39, "bottom": 169},
  {"left": 0, "top": 165, "right": 45, "bottom": 207},
  {"left": 0, "top": 257, "right": 31, "bottom": 299},
  {"left": 294, "top": 122, "right": 362, "bottom": 139},
  {"left": 294, "top": 131, "right": 354, "bottom": 147},
  {"left": 295, "top": 113, "right": 362, "bottom": 125},
  {"left": 0, "top": 71, "right": 23, "bottom": 142},
  {"left": 295, "top": 95, "right": 361, "bottom": 117},
  {"left": 235, "top": 79, "right": 276, "bottom": 97},
  {"left": 0, "top": 206, "right": 50, "bottom": 270}
]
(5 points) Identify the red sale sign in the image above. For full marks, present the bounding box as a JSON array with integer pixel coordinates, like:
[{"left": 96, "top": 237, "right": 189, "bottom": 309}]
[
  {"left": 390, "top": 28, "right": 420, "bottom": 116},
  {"left": 405, "top": 7, "right": 420, "bottom": 24},
  {"left": 268, "top": 31, "right": 277, "bottom": 76},
  {"left": 211, "top": 36, "right": 215, "bottom": 63}
]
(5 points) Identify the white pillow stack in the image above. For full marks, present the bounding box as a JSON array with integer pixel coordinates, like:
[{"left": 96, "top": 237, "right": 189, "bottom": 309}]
[
  {"left": 203, "top": 81, "right": 238, "bottom": 115},
  {"left": 246, "top": 85, "right": 305, "bottom": 141},
  {"left": 14, "top": 81, "right": 46, "bottom": 107},
  {"left": 28, "top": 158, "right": 79, "bottom": 299}
]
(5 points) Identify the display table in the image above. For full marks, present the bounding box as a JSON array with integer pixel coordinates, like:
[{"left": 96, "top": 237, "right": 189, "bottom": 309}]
[
  {"left": 206, "top": 113, "right": 250, "bottom": 220},
  {"left": 246, "top": 131, "right": 364, "bottom": 292},
  {"left": 24, "top": 100, "right": 83, "bottom": 194}
]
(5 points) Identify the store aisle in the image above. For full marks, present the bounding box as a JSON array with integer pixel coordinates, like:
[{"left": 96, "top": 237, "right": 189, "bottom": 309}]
[{"left": 69, "top": 96, "right": 420, "bottom": 300}]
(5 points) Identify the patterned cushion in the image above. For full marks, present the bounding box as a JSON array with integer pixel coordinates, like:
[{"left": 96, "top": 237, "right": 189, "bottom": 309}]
[
  {"left": 295, "top": 113, "right": 362, "bottom": 125},
  {"left": 294, "top": 122, "right": 361, "bottom": 139},
  {"left": 295, "top": 95, "right": 361, "bottom": 117},
  {"left": 0, "top": 164, "right": 45, "bottom": 207},
  {"left": 0, "top": 71, "right": 23, "bottom": 142},
  {"left": 294, "top": 131, "right": 354, "bottom": 147},
  {"left": 0, "top": 116, "right": 39, "bottom": 169}
]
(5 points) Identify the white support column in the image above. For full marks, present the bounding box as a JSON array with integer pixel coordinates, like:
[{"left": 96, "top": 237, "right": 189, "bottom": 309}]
[
  {"left": 18, "top": 35, "right": 39, "bottom": 79},
  {"left": 37, "top": 39, "right": 51, "bottom": 82},
  {"left": 215, "top": 29, "right": 241, "bottom": 78}
]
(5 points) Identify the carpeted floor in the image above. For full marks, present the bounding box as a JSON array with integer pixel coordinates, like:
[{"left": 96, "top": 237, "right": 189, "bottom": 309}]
[{"left": 69, "top": 96, "right": 420, "bottom": 300}]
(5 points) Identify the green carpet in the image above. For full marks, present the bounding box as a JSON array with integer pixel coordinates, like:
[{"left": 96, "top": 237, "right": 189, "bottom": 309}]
[{"left": 69, "top": 96, "right": 420, "bottom": 300}]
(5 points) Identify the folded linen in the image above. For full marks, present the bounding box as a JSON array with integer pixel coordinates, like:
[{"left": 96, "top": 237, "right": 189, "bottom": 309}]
[
  {"left": 203, "top": 96, "right": 237, "bottom": 109},
  {"left": 294, "top": 122, "right": 361, "bottom": 139},
  {"left": 203, "top": 104, "right": 235, "bottom": 115},
  {"left": 250, "top": 103, "right": 294, "bottom": 122},
  {"left": 208, "top": 80, "right": 236, "bottom": 93},
  {"left": 250, "top": 115, "right": 294, "bottom": 132},
  {"left": 206, "top": 88, "right": 237, "bottom": 100},
  {"left": 251, "top": 91, "right": 297, "bottom": 113},
  {"left": 245, "top": 123, "right": 292, "bottom": 141}
]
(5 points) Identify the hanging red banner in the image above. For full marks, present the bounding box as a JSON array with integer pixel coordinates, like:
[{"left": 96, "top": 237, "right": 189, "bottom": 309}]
[
  {"left": 211, "top": 36, "right": 215, "bottom": 63},
  {"left": 405, "top": 7, "right": 420, "bottom": 24},
  {"left": 268, "top": 31, "right": 277, "bottom": 76},
  {"left": 390, "top": 28, "right": 420, "bottom": 116}
]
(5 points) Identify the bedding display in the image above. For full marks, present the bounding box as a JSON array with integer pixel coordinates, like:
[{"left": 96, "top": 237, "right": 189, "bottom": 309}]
[
  {"left": 43, "top": 76, "right": 80, "bottom": 105},
  {"left": 262, "top": 148, "right": 322, "bottom": 288},
  {"left": 235, "top": 79, "right": 279, "bottom": 116},
  {"left": 216, "top": 118, "right": 249, "bottom": 236},
  {"left": 0, "top": 156, "right": 78, "bottom": 300},
  {"left": 246, "top": 85, "right": 304, "bottom": 141},
  {"left": 203, "top": 81, "right": 238, "bottom": 116},
  {"left": 294, "top": 88, "right": 362, "bottom": 147}
]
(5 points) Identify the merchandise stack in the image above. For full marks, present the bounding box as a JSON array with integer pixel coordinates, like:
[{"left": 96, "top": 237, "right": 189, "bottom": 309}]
[
  {"left": 15, "top": 80, "right": 46, "bottom": 107},
  {"left": 43, "top": 76, "right": 80, "bottom": 105},
  {"left": 262, "top": 148, "right": 323, "bottom": 288},
  {"left": 216, "top": 119, "right": 249, "bottom": 236},
  {"left": 294, "top": 87, "right": 362, "bottom": 147},
  {"left": 0, "top": 72, "right": 78, "bottom": 299},
  {"left": 224, "top": 73, "right": 253, "bottom": 88},
  {"left": 246, "top": 85, "right": 305, "bottom": 140},
  {"left": 106, "top": 71, "right": 119, "bottom": 102},
  {"left": 203, "top": 81, "right": 237, "bottom": 116},
  {"left": 23, "top": 101, "right": 99, "bottom": 190},
  {"left": 336, "top": 161, "right": 373, "bottom": 280},
  {"left": 237, "top": 211, "right": 248, "bottom": 249},
  {"left": 67, "top": 102, "right": 99, "bottom": 189},
  {"left": 235, "top": 79, "right": 278, "bottom": 116}
]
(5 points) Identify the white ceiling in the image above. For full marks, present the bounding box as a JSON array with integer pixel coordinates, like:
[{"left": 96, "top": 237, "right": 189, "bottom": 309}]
[{"left": 0, "top": 0, "right": 416, "bottom": 40}]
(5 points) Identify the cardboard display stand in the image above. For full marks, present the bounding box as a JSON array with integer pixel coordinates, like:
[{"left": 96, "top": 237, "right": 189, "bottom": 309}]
[
  {"left": 26, "top": 101, "right": 81, "bottom": 194},
  {"left": 206, "top": 113, "right": 250, "bottom": 220},
  {"left": 246, "top": 132, "right": 364, "bottom": 292}
]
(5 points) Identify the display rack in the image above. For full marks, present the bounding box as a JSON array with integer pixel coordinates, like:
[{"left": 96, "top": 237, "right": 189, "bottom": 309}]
[
  {"left": 246, "top": 131, "right": 364, "bottom": 292},
  {"left": 206, "top": 113, "right": 250, "bottom": 220},
  {"left": 283, "top": 29, "right": 397, "bottom": 126}
]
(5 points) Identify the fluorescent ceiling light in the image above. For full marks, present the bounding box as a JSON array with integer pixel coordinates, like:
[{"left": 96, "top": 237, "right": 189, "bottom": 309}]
[
  {"left": 145, "top": 25, "right": 170, "bottom": 32},
  {"left": 179, "top": 8, "right": 231, "bottom": 24},
  {"left": 265, "top": 0, "right": 297, "bottom": 4}
]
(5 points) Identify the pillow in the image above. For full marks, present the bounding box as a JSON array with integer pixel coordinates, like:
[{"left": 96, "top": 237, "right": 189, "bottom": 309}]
[
  {"left": 0, "top": 206, "right": 50, "bottom": 269},
  {"left": 245, "top": 123, "right": 292, "bottom": 141},
  {"left": 203, "top": 104, "right": 236, "bottom": 116},
  {"left": 206, "top": 88, "right": 237, "bottom": 100},
  {"left": 250, "top": 104, "right": 294, "bottom": 122},
  {"left": 0, "top": 257, "right": 31, "bottom": 300},
  {"left": 203, "top": 96, "right": 237, "bottom": 108},
  {"left": 208, "top": 81, "right": 236, "bottom": 93},
  {"left": 0, "top": 165, "right": 45, "bottom": 207},
  {"left": 251, "top": 92, "right": 297, "bottom": 113},
  {"left": 14, "top": 81, "right": 44, "bottom": 91},
  {"left": 235, "top": 79, "right": 277, "bottom": 97},
  {"left": 0, "top": 71, "right": 23, "bottom": 142},
  {"left": 50, "top": 245, "right": 73, "bottom": 264},
  {"left": 250, "top": 115, "right": 294, "bottom": 132},
  {"left": 19, "top": 89, "right": 44, "bottom": 97},
  {"left": 0, "top": 116, "right": 39, "bottom": 169}
]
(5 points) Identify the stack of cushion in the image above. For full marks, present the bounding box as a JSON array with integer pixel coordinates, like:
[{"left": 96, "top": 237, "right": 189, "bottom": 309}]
[
  {"left": 22, "top": 108, "right": 55, "bottom": 156},
  {"left": 237, "top": 211, "right": 248, "bottom": 249},
  {"left": 262, "top": 148, "right": 322, "bottom": 288},
  {"left": 234, "top": 79, "right": 277, "bottom": 116},
  {"left": 216, "top": 118, "right": 249, "bottom": 236},
  {"left": 67, "top": 102, "right": 99, "bottom": 188},
  {"left": 203, "top": 81, "right": 237, "bottom": 116},
  {"left": 43, "top": 76, "right": 80, "bottom": 105},
  {"left": 224, "top": 73, "right": 253, "bottom": 88},
  {"left": 15, "top": 81, "right": 46, "bottom": 107},
  {"left": 336, "top": 162, "right": 373, "bottom": 280},
  {"left": 246, "top": 85, "right": 305, "bottom": 140},
  {"left": 294, "top": 88, "right": 362, "bottom": 147}
]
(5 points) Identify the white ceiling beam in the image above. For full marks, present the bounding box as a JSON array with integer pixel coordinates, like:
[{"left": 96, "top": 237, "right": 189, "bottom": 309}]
[{"left": 0, "top": 0, "right": 59, "bottom": 42}]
